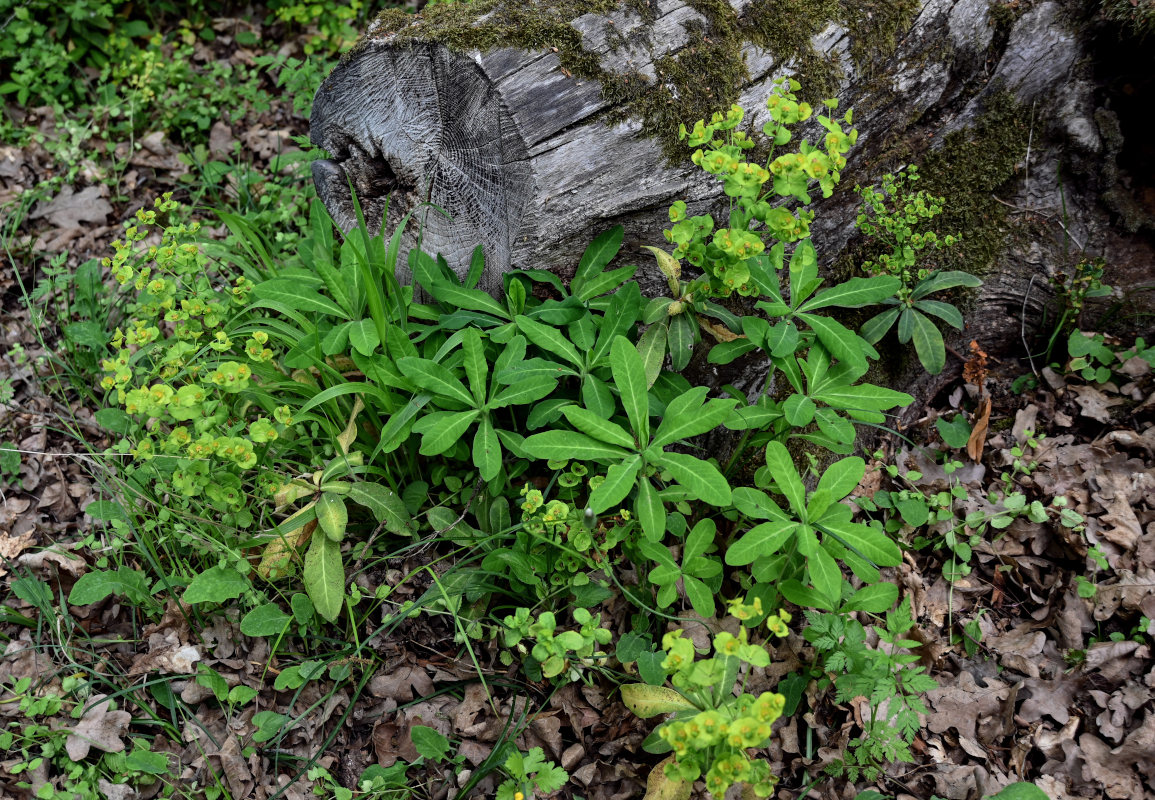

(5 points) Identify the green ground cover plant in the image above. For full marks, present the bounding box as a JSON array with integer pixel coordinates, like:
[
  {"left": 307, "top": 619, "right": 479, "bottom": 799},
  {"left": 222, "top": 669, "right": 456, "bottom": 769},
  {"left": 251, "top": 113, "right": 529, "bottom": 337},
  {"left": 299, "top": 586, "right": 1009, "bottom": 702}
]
[{"left": 60, "top": 75, "right": 986, "bottom": 797}]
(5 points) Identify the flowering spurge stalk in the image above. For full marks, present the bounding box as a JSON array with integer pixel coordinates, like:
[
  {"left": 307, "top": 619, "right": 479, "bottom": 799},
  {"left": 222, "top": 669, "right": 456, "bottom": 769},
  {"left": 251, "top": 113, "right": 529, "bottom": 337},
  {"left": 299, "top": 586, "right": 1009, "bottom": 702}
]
[{"left": 620, "top": 601, "right": 792, "bottom": 799}]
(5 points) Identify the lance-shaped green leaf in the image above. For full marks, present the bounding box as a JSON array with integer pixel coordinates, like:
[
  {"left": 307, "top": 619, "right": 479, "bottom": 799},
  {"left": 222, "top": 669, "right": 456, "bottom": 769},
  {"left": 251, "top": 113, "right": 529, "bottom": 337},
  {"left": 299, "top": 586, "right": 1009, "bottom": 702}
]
[
  {"left": 460, "top": 328, "right": 488, "bottom": 406},
  {"left": 488, "top": 376, "right": 559, "bottom": 409},
  {"left": 812, "top": 383, "right": 913, "bottom": 415},
  {"left": 411, "top": 409, "right": 480, "bottom": 455},
  {"left": 397, "top": 357, "right": 475, "bottom": 407},
  {"left": 668, "top": 312, "right": 695, "bottom": 371},
  {"left": 788, "top": 239, "right": 820, "bottom": 306},
  {"left": 611, "top": 336, "right": 651, "bottom": 443},
  {"left": 636, "top": 477, "right": 666, "bottom": 542},
  {"left": 588, "top": 455, "right": 642, "bottom": 514},
  {"left": 651, "top": 389, "right": 737, "bottom": 449},
  {"left": 523, "top": 430, "right": 631, "bottom": 462},
  {"left": 573, "top": 225, "right": 624, "bottom": 287},
  {"left": 798, "top": 276, "right": 899, "bottom": 312},
  {"left": 763, "top": 441, "right": 806, "bottom": 517},
  {"left": 430, "top": 281, "right": 511, "bottom": 320},
  {"left": 909, "top": 310, "right": 946, "bottom": 374},
  {"left": 473, "top": 415, "right": 501, "bottom": 481},
  {"left": 561, "top": 405, "right": 636, "bottom": 449},
  {"left": 253, "top": 278, "right": 350, "bottom": 319},
  {"left": 817, "top": 516, "right": 901, "bottom": 566},
  {"left": 914, "top": 299, "right": 964, "bottom": 329},
  {"left": 911, "top": 269, "right": 982, "bottom": 300},
  {"left": 303, "top": 531, "right": 344, "bottom": 622},
  {"left": 515, "top": 314, "right": 583, "bottom": 368},
  {"left": 816, "top": 456, "right": 865, "bottom": 500},
  {"left": 860, "top": 306, "right": 901, "bottom": 345},
  {"left": 654, "top": 451, "right": 731, "bottom": 506},
  {"left": 807, "top": 546, "right": 842, "bottom": 606},
  {"left": 798, "top": 313, "right": 868, "bottom": 372},
  {"left": 346, "top": 483, "right": 412, "bottom": 535},
  {"left": 725, "top": 519, "right": 798, "bottom": 566},
  {"left": 637, "top": 323, "right": 667, "bottom": 389},
  {"left": 731, "top": 487, "right": 789, "bottom": 520}
]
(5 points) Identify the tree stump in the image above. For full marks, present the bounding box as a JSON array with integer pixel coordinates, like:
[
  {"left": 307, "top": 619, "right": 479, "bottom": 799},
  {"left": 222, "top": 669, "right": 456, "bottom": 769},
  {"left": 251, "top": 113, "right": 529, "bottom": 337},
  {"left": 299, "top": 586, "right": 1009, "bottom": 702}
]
[{"left": 310, "top": 0, "right": 1155, "bottom": 416}]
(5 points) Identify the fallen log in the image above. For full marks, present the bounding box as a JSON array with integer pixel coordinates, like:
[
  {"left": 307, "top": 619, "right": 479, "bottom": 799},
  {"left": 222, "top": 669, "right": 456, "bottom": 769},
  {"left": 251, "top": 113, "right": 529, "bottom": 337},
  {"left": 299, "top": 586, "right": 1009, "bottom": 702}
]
[{"left": 310, "top": 0, "right": 1155, "bottom": 417}]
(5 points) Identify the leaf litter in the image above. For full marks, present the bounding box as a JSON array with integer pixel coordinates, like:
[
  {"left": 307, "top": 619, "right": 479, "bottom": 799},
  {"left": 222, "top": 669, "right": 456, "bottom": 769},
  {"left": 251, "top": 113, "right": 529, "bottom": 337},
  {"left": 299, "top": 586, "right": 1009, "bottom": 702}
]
[{"left": 1, "top": 17, "right": 1155, "bottom": 800}]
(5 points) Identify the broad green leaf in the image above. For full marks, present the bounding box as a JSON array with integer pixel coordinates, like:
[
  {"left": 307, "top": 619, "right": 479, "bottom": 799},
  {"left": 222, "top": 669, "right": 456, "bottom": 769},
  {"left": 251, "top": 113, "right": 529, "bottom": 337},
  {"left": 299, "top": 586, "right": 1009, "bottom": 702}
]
[
  {"left": 611, "top": 336, "right": 651, "bottom": 443},
  {"left": 667, "top": 311, "right": 695, "bottom": 371},
  {"left": 184, "top": 565, "right": 249, "bottom": 605},
  {"left": 397, "top": 358, "right": 475, "bottom": 407},
  {"left": 69, "top": 568, "right": 148, "bottom": 606},
  {"left": 807, "top": 546, "right": 842, "bottom": 606},
  {"left": 251, "top": 711, "right": 289, "bottom": 743},
  {"left": 731, "top": 487, "right": 789, "bottom": 520},
  {"left": 814, "top": 407, "right": 857, "bottom": 444},
  {"left": 460, "top": 328, "right": 488, "bottom": 406},
  {"left": 799, "top": 313, "right": 867, "bottom": 372},
  {"left": 303, "top": 531, "right": 344, "bottom": 622},
  {"left": 725, "top": 519, "right": 797, "bottom": 565},
  {"left": 562, "top": 405, "right": 636, "bottom": 449},
  {"left": 637, "top": 323, "right": 667, "bottom": 389},
  {"left": 655, "top": 451, "right": 731, "bottom": 506},
  {"left": 987, "top": 783, "right": 1050, "bottom": 800},
  {"left": 813, "top": 383, "right": 913, "bottom": 412},
  {"left": 910, "top": 310, "right": 946, "bottom": 374},
  {"left": 764, "top": 320, "right": 800, "bottom": 357},
  {"left": 841, "top": 582, "right": 898, "bottom": 613},
  {"left": 815, "top": 456, "right": 865, "bottom": 500},
  {"left": 411, "top": 725, "right": 452, "bottom": 761},
  {"left": 346, "top": 483, "right": 412, "bottom": 535},
  {"left": 798, "top": 276, "right": 900, "bottom": 312},
  {"left": 763, "top": 441, "right": 806, "bottom": 516},
  {"left": 911, "top": 269, "right": 982, "bottom": 300},
  {"left": 860, "top": 306, "right": 901, "bottom": 345},
  {"left": 315, "top": 493, "right": 348, "bottom": 542},
  {"left": 575, "top": 264, "right": 637, "bottom": 302},
  {"left": 683, "top": 576, "right": 715, "bottom": 618},
  {"left": 636, "top": 477, "right": 666, "bottom": 542},
  {"left": 582, "top": 375, "right": 616, "bottom": 418},
  {"left": 782, "top": 393, "right": 816, "bottom": 427},
  {"left": 897, "top": 306, "right": 914, "bottom": 343},
  {"left": 515, "top": 315, "right": 582, "bottom": 368},
  {"left": 240, "top": 604, "right": 292, "bottom": 637},
  {"left": 707, "top": 339, "right": 757, "bottom": 365},
  {"left": 523, "top": 430, "right": 630, "bottom": 462},
  {"left": 914, "top": 299, "right": 964, "bottom": 329},
  {"left": 465, "top": 244, "right": 486, "bottom": 289},
  {"left": 473, "top": 414, "right": 501, "bottom": 481},
  {"left": 589, "top": 455, "right": 642, "bottom": 513},
  {"left": 620, "top": 684, "right": 696, "bottom": 718},
  {"left": 651, "top": 393, "right": 737, "bottom": 449},
  {"left": 778, "top": 579, "right": 835, "bottom": 610},
  {"left": 643, "top": 297, "right": 674, "bottom": 324},
  {"left": 347, "top": 318, "right": 380, "bottom": 356},
  {"left": 412, "top": 409, "right": 480, "bottom": 455},
  {"left": 788, "top": 239, "right": 819, "bottom": 306},
  {"left": 488, "top": 376, "right": 559, "bottom": 409},
  {"left": 573, "top": 226, "right": 624, "bottom": 286},
  {"left": 252, "top": 279, "right": 349, "bottom": 318},
  {"left": 819, "top": 518, "right": 901, "bottom": 566},
  {"left": 684, "top": 518, "right": 716, "bottom": 560},
  {"left": 431, "top": 281, "right": 511, "bottom": 320}
]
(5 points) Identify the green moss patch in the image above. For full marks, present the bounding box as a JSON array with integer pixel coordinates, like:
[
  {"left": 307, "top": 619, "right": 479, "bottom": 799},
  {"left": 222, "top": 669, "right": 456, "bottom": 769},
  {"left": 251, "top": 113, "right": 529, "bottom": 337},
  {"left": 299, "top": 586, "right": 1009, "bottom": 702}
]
[{"left": 362, "top": 0, "right": 921, "bottom": 160}]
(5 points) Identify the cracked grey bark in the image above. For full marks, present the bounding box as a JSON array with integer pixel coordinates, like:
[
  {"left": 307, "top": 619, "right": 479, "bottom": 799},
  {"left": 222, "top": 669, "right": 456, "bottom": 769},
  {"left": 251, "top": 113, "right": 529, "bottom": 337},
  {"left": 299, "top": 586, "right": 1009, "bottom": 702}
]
[{"left": 311, "top": 0, "right": 1149, "bottom": 419}]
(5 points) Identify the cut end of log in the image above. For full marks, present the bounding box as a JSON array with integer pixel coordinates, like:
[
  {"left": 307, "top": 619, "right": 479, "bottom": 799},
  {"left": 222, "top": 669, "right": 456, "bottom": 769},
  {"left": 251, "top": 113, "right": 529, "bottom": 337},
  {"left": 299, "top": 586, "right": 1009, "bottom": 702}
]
[{"left": 311, "top": 41, "right": 530, "bottom": 291}]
